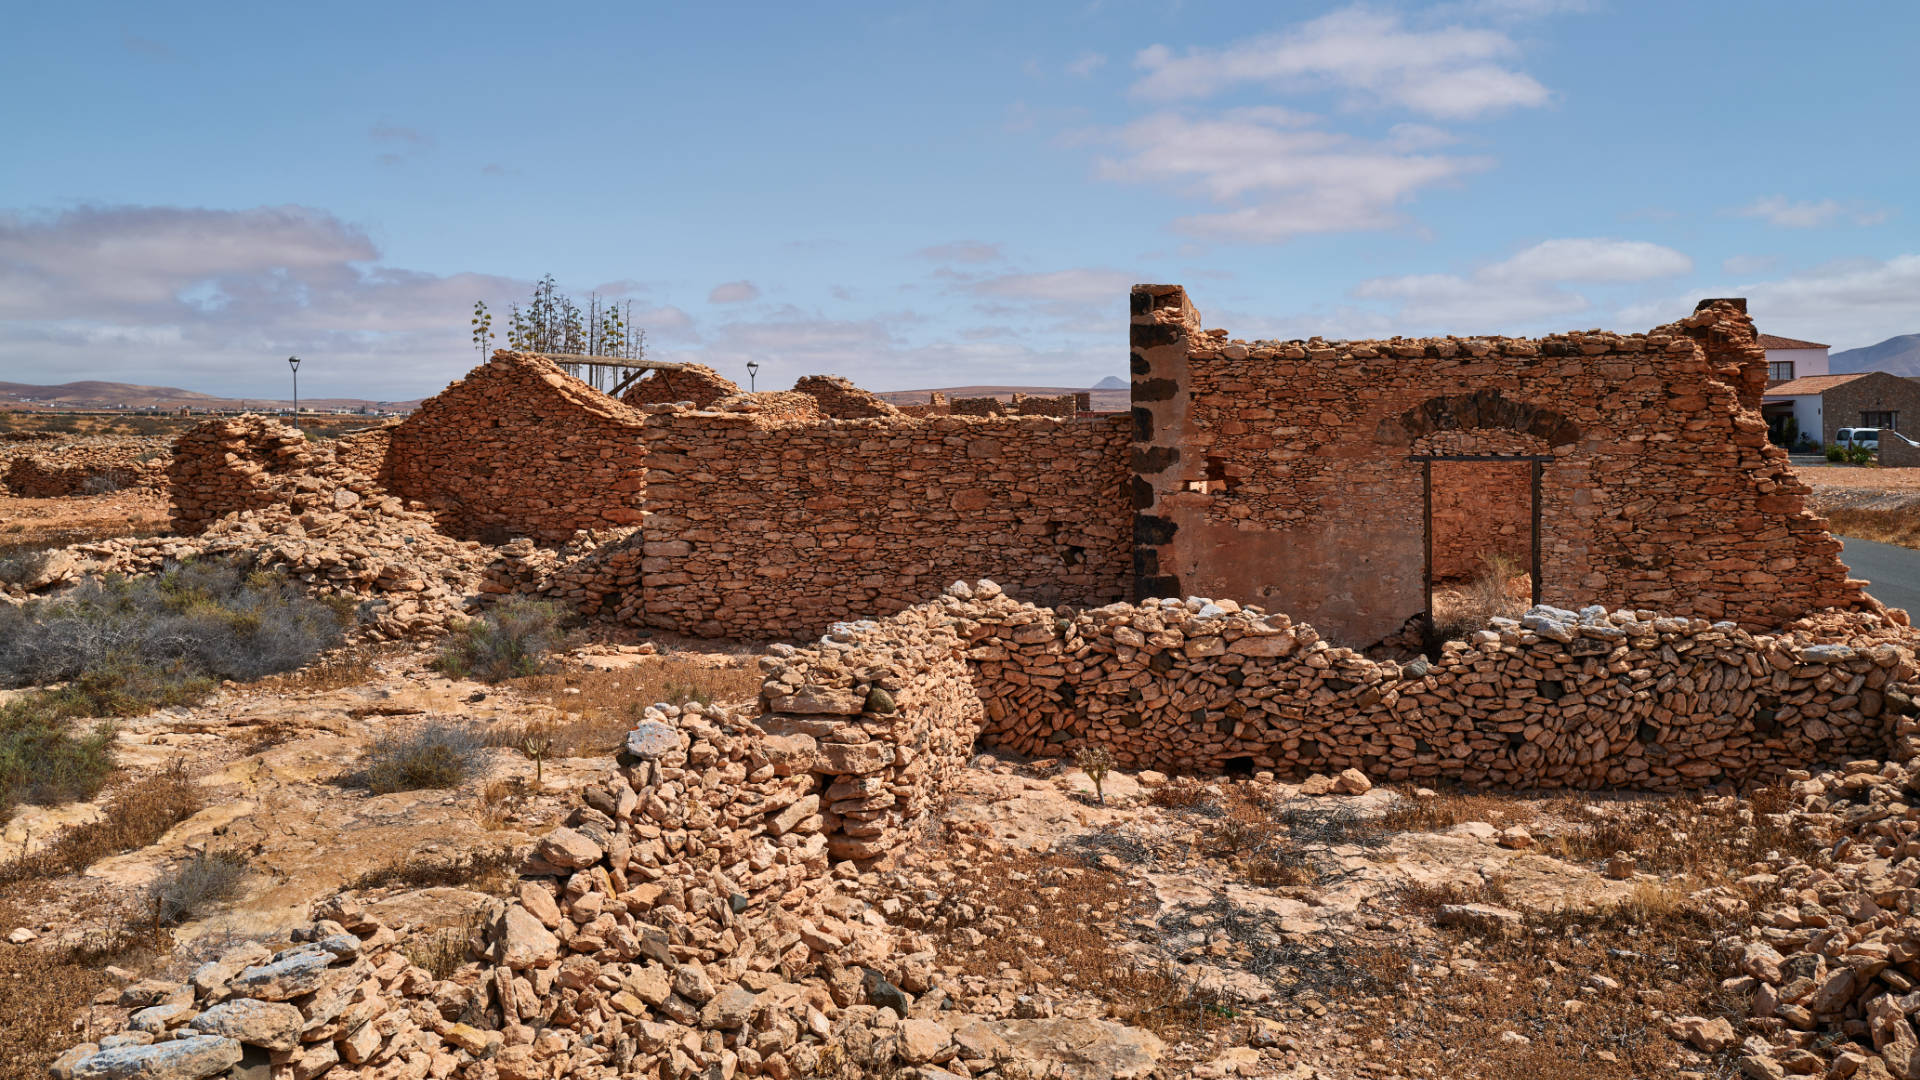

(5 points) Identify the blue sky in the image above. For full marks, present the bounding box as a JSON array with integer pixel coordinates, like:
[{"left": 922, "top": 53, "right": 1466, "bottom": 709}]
[{"left": 1, "top": 0, "right": 1915, "bottom": 400}]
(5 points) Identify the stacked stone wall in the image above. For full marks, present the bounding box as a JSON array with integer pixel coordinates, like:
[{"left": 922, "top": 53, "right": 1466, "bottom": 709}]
[
  {"left": 949, "top": 392, "right": 1087, "bottom": 418},
  {"left": 1, "top": 437, "right": 169, "bottom": 496},
  {"left": 756, "top": 581, "right": 1920, "bottom": 861},
  {"left": 639, "top": 411, "right": 1133, "bottom": 638},
  {"left": 168, "top": 417, "right": 327, "bottom": 534},
  {"left": 791, "top": 376, "right": 901, "bottom": 419},
  {"left": 1131, "top": 285, "right": 1871, "bottom": 646},
  {"left": 619, "top": 363, "right": 740, "bottom": 409},
  {"left": 385, "top": 352, "right": 647, "bottom": 543},
  {"left": 326, "top": 422, "right": 397, "bottom": 486}
]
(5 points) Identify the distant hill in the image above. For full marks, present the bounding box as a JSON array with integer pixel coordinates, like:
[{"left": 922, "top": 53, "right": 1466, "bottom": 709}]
[
  {"left": 1833, "top": 334, "right": 1920, "bottom": 377},
  {"left": 0, "top": 379, "right": 418, "bottom": 413},
  {"left": 1092, "top": 375, "right": 1127, "bottom": 390}
]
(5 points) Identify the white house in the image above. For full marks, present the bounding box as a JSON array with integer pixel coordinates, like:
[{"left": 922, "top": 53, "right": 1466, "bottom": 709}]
[{"left": 1760, "top": 333, "right": 1830, "bottom": 385}]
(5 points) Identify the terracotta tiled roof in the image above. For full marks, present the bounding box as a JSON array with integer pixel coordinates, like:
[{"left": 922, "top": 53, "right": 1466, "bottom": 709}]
[
  {"left": 1759, "top": 333, "right": 1830, "bottom": 350},
  {"left": 1763, "top": 373, "right": 1867, "bottom": 397}
]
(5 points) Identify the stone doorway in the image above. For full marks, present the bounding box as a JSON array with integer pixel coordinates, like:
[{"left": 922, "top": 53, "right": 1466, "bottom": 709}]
[{"left": 1419, "top": 454, "right": 1543, "bottom": 635}]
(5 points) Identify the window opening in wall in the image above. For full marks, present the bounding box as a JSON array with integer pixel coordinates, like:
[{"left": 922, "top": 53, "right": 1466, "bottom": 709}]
[
  {"left": 1188, "top": 455, "right": 1233, "bottom": 495},
  {"left": 1417, "top": 455, "right": 1543, "bottom": 648},
  {"left": 1768, "top": 361, "right": 1795, "bottom": 383},
  {"left": 1862, "top": 411, "right": 1899, "bottom": 432}
]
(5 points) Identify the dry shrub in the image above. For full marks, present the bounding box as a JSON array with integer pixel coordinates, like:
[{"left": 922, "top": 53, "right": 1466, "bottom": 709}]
[
  {"left": 350, "top": 847, "right": 516, "bottom": 896},
  {"left": 1553, "top": 787, "right": 1817, "bottom": 884},
  {"left": 147, "top": 849, "right": 247, "bottom": 926},
  {"left": 477, "top": 777, "right": 531, "bottom": 830},
  {"left": 1377, "top": 788, "right": 1535, "bottom": 832},
  {"left": 1147, "top": 778, "right": 1218, "bottom": 813},
  {"left": 356, "top": 720, "right": 486, "bottom": 794},
  {"left": 1361, "top": 889, "right": 1738, "bottom": 1080},
  {"left": 0, "top": 764, "right": 201, "bottom": 885},
  {"left": 1825, "top": 505, "right": 1920, "bottom": 550},
  {"left": 434, "top": 599, "right": 566, "bottom": 683},
  {"left": 404, "top": 917, "right": 485, "bottom": 980},
  {"left": 0, "top": 898, "right": 165, "bottom": 1080},
  {"left": 1430, "top": 552, "right": 1531, "bottom": 642}
]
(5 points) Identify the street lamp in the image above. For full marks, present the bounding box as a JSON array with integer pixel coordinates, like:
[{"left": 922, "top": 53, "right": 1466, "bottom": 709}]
[
  {"left": 745, "top": 361, "right": 759, "bottom": 392},
  {"left": 287, "top": 356, "right": 301, "bottom": 427}
]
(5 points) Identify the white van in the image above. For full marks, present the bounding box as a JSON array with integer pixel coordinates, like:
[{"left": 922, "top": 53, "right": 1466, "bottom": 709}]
[{"left": 1836, "top": 428, "right": 1881, "bottom": 450}]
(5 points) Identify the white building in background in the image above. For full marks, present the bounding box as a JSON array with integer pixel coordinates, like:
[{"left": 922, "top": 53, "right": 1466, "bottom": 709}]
[{"left": 1760, "top": 333, "right": 1830, "bottom": 385}]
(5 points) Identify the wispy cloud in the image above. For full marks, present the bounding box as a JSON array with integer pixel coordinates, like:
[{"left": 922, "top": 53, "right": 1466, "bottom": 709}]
[
  {"left": 1733, "top": 195, "right": 1890, "bottom": 228},
  {"left": 1094, "top": 107, "right": 1490, "bottom": 242},
  {"left": 1131, "top": 6, "right": 1550, "bottom": 119},
  {"left": 916, "top": 242, "right": 1005, "bottom": 264},
  {"left": 1354, "top": 238, "right": 1693, "bottom": 325},
  {"left": 707, "top": 280, "right": 760, "bottom": 304},
  {"left": 1066, "top": 52, "right": 1107, "bottom": 77}
]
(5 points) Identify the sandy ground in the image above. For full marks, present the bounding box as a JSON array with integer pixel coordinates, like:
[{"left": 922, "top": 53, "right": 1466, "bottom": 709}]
[{"left": 0, "top": 489, "right": 170, "bottom": 547}]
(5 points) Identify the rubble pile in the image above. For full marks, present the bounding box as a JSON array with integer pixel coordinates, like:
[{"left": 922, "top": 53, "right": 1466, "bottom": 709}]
[
  {"left": 1713, "top": 721, "right": 1920, "bottom": 1080},
  {"left": 46, "top": 702, "right": 1097, "bottom": 1080}
]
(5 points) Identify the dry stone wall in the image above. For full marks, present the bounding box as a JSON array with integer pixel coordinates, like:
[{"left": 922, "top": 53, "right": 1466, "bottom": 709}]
[
  {"left": 639, "top": 409, "right": 1133, "bottom": 638},
  {"left": 756, "top": 581, "right": 1920, "bottom": 863},
  {"left": 1429, "top": 458, "right": 1533, "bottom": 584},
  {"left": 1, "top": 437, "right": 168, "bottom": 496},
  {"left": 385, "top": 352, "right": 647, "bottom": 543},
  {"left": 168, "top": 417, "right": 329, "bottom": 534},
  {"left": 790, "top": 376, "right": 902, "bottom": 419},
  {"left": 1131, "top": 285, "right": 1871, "bottom": 645},
  {"left": 619, "top": 363, "right": 740, "bottom": 409}
]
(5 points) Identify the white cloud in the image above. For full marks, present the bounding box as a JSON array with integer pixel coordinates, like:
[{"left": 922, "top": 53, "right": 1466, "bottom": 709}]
[
  {"left": 1066, "top": 52, "right": 1106, "bottom": 77},
  {"left": 1131, "top": 7, "right": 1550, "bottom": 119},
  {"left": 1354, "top": 238, "right": 1693, "bottom": 325},
  {"left": 1096, "top": 108, "right": 1489, "bottom": 242},
  {"left": 1733, "top": 196, "right": 1890, "bottom": 229},
  {"left": 707, "top": 280, "right": 760, "bottom": 304}
]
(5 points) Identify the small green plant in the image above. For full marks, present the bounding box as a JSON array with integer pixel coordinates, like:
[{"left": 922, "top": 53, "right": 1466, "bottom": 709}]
[
  {"left": 357, "top": 720, "right": 487, "bottom": 794},
  {"left": 1847, "top": 444, "right": 1875, "bottom": 465},
  {"left": 434, "top": 599, "right": 565, "bottom": 683},
  {"left": 1075, "top": 744, "right": 1116, "bottom": 805},
  {"left": 1827, "top": 445, "right": 1845, "bottom": 462},
  {"left": 521, "top": 733, "right": 553, "bottom": 786}
]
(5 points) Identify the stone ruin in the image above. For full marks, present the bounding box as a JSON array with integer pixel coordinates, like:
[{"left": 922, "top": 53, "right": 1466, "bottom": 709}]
[
  {"left": 31, "top": 287, "right": 1920, "bottom": 1080},
  {"left": 0, "top": 435, "right": 169, "bottom": 497}
]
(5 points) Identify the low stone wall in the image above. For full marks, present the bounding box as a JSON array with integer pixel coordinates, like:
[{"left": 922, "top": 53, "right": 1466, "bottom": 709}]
[
  {"left": 168, "top": 417, "right": 326, "bottom": 534},
  {"left": 791, "top": 376, "right": 901, "bottom": 419},
  {"left": 756, "top": 582, "right": 1920, "bottom": 858},
  {"left": 327, "top": 422, "right": 398, "bottom": 485},
  {"left": 386, "top": 352, "right": 648, "bottom": 543},
  {"left": 640, "top": 411, "right": 1133, "bottom": 638},
  {"left": 2, "top": 438, "right": 168, "bottom": 496},
  {"left": 758, "top": 606, "right": 984, "bottom": 861}
]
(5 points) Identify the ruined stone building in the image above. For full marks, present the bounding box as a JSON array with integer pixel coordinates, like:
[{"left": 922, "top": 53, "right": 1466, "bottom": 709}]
[{"left": 188, "top": 285, "right": 1870, "bottom": 649}]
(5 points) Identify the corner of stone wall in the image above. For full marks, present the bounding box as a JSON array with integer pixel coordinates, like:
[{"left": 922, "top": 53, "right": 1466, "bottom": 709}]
[{"left": 1129, "top": 284, "right": 1200, "bottom": 601}]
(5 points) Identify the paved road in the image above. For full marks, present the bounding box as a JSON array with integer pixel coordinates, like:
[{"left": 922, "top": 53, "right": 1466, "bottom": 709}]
[{"left": 1838, "top": 536, "right": 1920, "bottom": 614}]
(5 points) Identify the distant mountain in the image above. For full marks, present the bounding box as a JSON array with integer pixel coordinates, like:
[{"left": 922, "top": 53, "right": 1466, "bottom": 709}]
[
  {"left": 1833, "top": 334, "right": 1920, "bottom": 377},
  {"left": 1092, "top": 375, "right": 1127, "bottom": 390},
  {"left": 0, "top": 379, "right": 418, "bottom": 413}
]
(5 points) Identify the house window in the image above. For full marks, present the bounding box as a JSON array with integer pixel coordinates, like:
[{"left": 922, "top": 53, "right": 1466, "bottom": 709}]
[
  {"left": 1767, "top": 361, "right": 1795, "bottom": 382},
  {"left": 1862, "top": 411, "right": 1899, "bottom": 431}
]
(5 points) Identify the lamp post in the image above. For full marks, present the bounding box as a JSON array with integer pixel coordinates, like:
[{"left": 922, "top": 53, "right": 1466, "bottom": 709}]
[
  {"left": 287, "top": 356, "right": 301, "bottom": 428},
  {"left": 746, "top": 361, "right": 759, "bottom": 392}
]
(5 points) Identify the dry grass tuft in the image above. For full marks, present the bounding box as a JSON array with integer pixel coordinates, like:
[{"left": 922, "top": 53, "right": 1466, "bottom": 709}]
[
  {"left": 492, "top": 657, "right": 762, "bottom": 760},
  {"left": 1430, "top": 552, "right": 1531, "bottom": 642},
  {"left": 0, "top": 763, "right": 201, "bottom": 885},
  {"left": 1825, "top": 505, "right": 1920, "bottom": 550},
  {"left": 0, "top": 899, "right": 165, "bottom": 1080},
  {"left": 349, "top": 846, "right": 517, "bottom": 896}
]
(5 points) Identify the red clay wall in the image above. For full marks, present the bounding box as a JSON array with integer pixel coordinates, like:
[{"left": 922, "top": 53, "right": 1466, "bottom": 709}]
[
  {"left": 385, "top": 352, "right": 647, "bottom": 543},
  {"left": 639, "top": 411, "right": 1133, "bottom": 638}
]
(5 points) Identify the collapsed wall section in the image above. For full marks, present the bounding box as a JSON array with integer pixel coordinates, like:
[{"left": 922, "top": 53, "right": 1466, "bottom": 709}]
[
  {"left": 385, "top": 351, "right": 647, "bottom": 543},
  {"left": 618, "top": 362, "right": 740, "bottom": 409},
  {"left": 639, "top": 409, "right": 1132, "bottom": 638},
  {"left": 2, "top": 437, "right": 168, "bottom": 497},
  {"left": 1131, "top": 285, "right": 1870, "bottom": 645},
  {"left": 168, "top": 416, "right": 327, "bottom": 533}
]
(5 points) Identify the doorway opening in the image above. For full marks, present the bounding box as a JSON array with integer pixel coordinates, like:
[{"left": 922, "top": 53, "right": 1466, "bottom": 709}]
[{"left": 1418, "top": 454, "right": 1543, "bottom": 645}]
